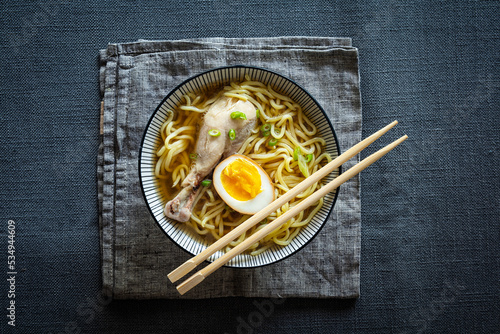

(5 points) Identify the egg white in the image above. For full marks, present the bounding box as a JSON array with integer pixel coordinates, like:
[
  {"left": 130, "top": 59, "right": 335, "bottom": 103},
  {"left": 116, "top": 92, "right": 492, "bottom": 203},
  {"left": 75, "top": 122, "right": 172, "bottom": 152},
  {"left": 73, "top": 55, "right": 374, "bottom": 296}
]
[{"left": 213, "top": 155, "right": 274, "bottom": 215}]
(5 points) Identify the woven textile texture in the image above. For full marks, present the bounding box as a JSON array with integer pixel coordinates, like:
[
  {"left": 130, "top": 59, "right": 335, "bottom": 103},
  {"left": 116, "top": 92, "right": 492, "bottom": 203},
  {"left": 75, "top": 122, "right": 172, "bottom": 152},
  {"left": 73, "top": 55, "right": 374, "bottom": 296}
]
[
  {"left": 98, "top": 37, "right": 362, "bottom": 299},
  {"left": 1, "top": 0, "right": 498, "bottom": 333}
]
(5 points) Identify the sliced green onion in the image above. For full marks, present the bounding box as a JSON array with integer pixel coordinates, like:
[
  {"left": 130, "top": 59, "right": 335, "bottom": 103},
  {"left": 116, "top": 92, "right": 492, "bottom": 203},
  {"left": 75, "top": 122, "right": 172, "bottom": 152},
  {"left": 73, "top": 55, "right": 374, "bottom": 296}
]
[
  {"left": 230, "top": 111, "right": 247, "bottom": 120},
  {"left": 256, "top": 109, "right": 260, "bottom": 119},
  {"left": 268, "top": 138, "right": 278, "bottom": 147},
  {"left": 189, "top": 153, "right": 198, "bottom": 160},
  {"left": 260, "top": 124, "right": 271, "bottom": 136},
  {"left": 261, "top": 124, "right": 271, "bottom": 132},
  {"left": 228, "top": 129, "right": 236, "bottom": 140},
  {"left": 201, "top": 179, "right": 212, "bottom": 187},
  {"left": 298, "top": 154, "right": 309, "bottom": 177},
  {"left": 260, "top": 218, "right": 268, "bottom": 225},
  {"left": 306, "top": 154, "right": 313, "bottom": 163},
  {"left": 208, "top": 129, "right": 221, "bottom": 137},
  {"left": 293, "top": 147, "right": 301, "bottom": 161}
]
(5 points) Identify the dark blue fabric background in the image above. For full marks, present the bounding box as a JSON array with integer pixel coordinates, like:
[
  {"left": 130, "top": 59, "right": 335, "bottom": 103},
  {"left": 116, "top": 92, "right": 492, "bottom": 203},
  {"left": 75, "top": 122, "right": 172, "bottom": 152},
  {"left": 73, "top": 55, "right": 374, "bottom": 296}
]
[{"left": 1, "top": 1, "right": 498, "bottom": 333}]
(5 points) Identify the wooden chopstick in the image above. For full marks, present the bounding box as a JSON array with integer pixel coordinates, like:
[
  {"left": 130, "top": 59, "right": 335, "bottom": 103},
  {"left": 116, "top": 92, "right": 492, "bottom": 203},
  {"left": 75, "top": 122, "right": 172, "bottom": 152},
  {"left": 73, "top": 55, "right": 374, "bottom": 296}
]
[
  {"left": 176, "top": 133, "right": 408, "bottom": 295},
  {"left": 168, "top": 120, "right": 399, "bottom": 284}
]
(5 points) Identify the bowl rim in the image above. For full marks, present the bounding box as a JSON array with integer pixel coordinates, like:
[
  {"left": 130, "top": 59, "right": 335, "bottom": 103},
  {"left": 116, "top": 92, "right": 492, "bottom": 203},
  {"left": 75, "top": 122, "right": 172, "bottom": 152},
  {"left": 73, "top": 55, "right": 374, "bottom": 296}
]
[{"left": 139, "top": 65, "right": 341, "bottom": 268}]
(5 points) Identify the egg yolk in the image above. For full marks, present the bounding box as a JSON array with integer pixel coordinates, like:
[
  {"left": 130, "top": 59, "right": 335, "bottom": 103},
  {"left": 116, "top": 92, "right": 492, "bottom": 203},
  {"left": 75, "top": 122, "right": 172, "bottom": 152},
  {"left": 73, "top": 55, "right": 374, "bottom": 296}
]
[{"left": 220, "top": 158, "right": 262, "bottom": 201}]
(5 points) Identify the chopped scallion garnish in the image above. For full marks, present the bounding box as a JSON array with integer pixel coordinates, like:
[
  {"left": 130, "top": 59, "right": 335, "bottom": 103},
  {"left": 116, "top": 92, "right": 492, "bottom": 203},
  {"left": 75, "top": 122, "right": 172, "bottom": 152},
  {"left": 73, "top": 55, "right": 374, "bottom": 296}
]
[
  {"left": 293, "top": 147, "right": 301, "bottom": 161},
  {"left": 230, "top": 111, "right": 247, "bottom": 120},
  {"left": 260, "top": 124, "right": 271, "bottom": 137},
  {"left": 268, "top": 138, "right": 278, "bottom": 147},
  {"left": 208, "top": 129, "right": 221, "bottom": 137},
  {"left": 298, "top": 155, "right": 309, "bottom": 177}
]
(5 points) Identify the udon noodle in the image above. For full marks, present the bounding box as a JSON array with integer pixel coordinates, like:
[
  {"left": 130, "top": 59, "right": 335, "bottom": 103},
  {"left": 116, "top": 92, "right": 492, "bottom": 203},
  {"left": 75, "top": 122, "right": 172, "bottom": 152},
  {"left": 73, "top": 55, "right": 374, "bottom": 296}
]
[{"left": 155, "top": 75, "right": 333, "bottom": 255}]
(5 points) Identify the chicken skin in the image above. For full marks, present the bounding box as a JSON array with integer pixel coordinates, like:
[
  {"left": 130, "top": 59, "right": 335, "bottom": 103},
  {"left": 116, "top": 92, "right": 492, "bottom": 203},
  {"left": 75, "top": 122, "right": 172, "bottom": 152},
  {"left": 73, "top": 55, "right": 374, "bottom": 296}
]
[{"left": 164, "top": 96, "right": 257, "bottom": 222}]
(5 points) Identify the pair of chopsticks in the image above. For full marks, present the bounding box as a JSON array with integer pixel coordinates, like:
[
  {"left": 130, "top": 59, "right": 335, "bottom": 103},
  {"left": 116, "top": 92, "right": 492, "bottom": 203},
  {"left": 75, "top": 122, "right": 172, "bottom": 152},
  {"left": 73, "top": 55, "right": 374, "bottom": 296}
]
[{"left": 170, "top": 120, "right": 407, "bottom": 295}]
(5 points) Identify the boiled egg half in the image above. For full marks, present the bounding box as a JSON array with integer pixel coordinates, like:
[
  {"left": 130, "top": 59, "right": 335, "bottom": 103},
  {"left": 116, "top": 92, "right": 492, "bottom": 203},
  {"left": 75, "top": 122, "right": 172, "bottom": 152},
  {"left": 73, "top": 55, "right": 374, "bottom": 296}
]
[{"left": 213, "top": 154, "right": 274, "bottom": 215}]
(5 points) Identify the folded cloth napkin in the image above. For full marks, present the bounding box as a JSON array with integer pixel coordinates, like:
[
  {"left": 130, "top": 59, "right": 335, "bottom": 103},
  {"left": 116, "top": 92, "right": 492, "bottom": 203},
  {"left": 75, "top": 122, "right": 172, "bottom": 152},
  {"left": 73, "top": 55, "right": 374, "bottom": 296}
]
[{"left": 98, "top": 37, "right": 362, "bottom": 299}]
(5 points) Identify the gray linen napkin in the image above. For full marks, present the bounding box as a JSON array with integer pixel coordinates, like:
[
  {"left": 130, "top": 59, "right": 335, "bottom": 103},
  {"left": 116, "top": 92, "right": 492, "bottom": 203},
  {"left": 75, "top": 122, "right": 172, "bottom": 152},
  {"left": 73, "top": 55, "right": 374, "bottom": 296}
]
[{"left": 98, "top": 37, "right": 362, "bottom": 299}]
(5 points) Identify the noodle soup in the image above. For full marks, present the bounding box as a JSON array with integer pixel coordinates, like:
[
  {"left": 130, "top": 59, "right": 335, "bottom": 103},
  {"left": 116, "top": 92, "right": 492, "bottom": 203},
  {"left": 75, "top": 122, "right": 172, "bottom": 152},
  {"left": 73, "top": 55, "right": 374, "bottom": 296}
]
[
  {"left": 140, "top": 66, "right": 340, "bottom": 267},
  {"left": 155, "top": 75, "right": 336, "bottom": 256}
]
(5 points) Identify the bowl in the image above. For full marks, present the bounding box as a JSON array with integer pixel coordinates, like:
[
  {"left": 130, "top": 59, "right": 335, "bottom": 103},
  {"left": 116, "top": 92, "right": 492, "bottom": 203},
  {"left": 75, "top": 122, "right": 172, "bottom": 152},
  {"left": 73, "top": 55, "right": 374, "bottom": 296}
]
[{"left": 139, "top": 65, "right": 340, "bottom": 268}]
